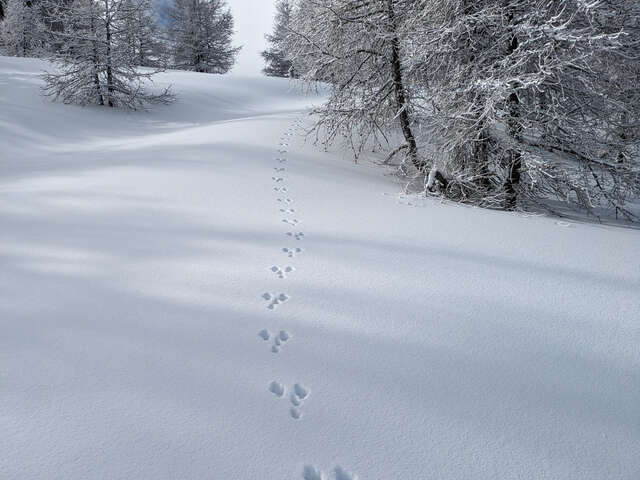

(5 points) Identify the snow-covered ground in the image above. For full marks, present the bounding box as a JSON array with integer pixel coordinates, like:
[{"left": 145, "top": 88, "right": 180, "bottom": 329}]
[{"left": 1, "top": 57, "right": 639, "bottom": 480}]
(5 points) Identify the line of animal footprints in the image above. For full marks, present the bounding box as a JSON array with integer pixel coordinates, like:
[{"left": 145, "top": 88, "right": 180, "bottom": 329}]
[
  {"left": 259, "top": 328, "right": 291, "bottom": 353},
  {"left": 303, "top": 466, "right": 358, "bottom": 480},
  {"left": 268, "top": 381, "right": 310, "bottom": 420},
  {"left": 262, "top": 292, "right": 289, "bottom": 310},
  {"left": 270, "top": 265, "right": 294, "bottom": 279}
]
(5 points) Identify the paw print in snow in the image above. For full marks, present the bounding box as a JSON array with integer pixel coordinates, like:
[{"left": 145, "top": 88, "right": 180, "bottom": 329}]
[
  {"left": 282, "top": 247, "right": 303, "bottom": 258},
  {"left": 271, "top": 265, "right": 294, "bottom": 279},
  {"left": 262, "top": 292, "right": 290, "bottom": 310}
]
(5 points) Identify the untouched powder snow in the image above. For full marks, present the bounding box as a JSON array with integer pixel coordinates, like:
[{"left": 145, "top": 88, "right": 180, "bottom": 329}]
[{"left": 1, "top": 57, "right": 639, "bottom": 480}]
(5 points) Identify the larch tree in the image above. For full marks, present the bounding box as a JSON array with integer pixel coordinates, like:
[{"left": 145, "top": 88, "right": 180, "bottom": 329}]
[
  {"left": 282, "top": 0, "right": 638, "bottom": 218},
  {"left": 167, "top": 0, "right": 240, "bottom": 74},
  {"left": 42, "top": 0, "right": 172, "bottom": 109},
  {"left": 261, "top": 0, "right": 294, "bottom": 78},
  {"left": 0, "top": 0, "right": 47, "bottom": 56},
  {"left": 286, "top": 0, "right": 427, "bottom": 172},
  {"left": 120, "top": 0, "right": 166, "bottom": 68},
  {"left": 408, "top": 0, "right": 640, "bottom": 215}
]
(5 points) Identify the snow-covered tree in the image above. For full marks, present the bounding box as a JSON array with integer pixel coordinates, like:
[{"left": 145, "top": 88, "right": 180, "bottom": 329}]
[
  {"left": 261, "top": 0, "right": 294, "bottom": 77},
  {"left": 167, "top": 0, "right": 240, "bottom": 73},
  {"left": 408, "top": 0, "right": 640, "bottom": 215},
  {"left": 0, "top": 0, "right": 47, "bottom": 56},
  {"left": 42, "top": 0, "right": 172, "bottom": 109},
  {"left": 285, "top": 0, "right": 638, "bottom": 218},
  {"left": 286, "top": 0, "right": 426, "bottom": 172},
  {"left": 120, "top": 0, "right": 166, "bottom": 67}
]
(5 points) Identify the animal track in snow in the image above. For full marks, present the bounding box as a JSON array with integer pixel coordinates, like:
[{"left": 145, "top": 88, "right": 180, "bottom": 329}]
[
  {"left": 282, "top": 247, "right": 304, "bottom": 258},
  {"left": 286, "top": 231, "right": 305, "bottom": 240},
  {"left": 293, "top": 383, "right": 309, "bottom": 400},
  {"left": 271, "top": 330, "right": 292, "bottom": 354},
  {"left": 260, "top": 329, "right": 291, "bottom": 353},
  {"left": 269, "top": 381, "right": 285, "bottom": 397},
  {"left": 333, "top": 467, "right": 358, "bottom": 480},
  {"left": 272, "top": 177, "right": 285, "bottom": 183},
  {"left": 288, "top": 383, "right": 310, "bottom": 419},
  {"left": 274, "top": 187, "right": 288, "bottom": 193},
  {"left": 302, "top": 466, "right": 358, "bottom": 480},
  {"left": 277, "top": 197, "right": 293, "bottom": 204},
  {"left": 280, "top": 208, "right": 296, "bottom": 214},
  {"left": 303, "top": 466, "right": 325, "bottom": 480},
  {"left": 258, "top": 328, "right": 271, "bottom": 341},
  {"left": 282, "top": 219, "right": 300, "bottom": 226},
  {"left": 262, "top": 292, "right": 290, "bottom": 310},
  {"left": 270, "top": 265, "right": 294, "bottom": 279},
  {"left": 269, "top": 381, "right": 310, "bottom": 419},
  {"left": 274, "top": 167, "right": 286, "bottom": 173}
]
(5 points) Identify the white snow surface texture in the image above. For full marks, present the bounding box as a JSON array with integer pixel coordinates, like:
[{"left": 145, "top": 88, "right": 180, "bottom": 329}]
[{"left": 1, "top": 57, "right": 639, "bottom": 480}]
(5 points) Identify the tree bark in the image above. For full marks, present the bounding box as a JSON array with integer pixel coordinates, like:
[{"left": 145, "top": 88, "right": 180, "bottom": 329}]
[
  {"left": 385, "top": 0, "right": 425, "bottom": 172},
  {"left": 91, "top": 15, "right": 104, "bottom": 106},
  {"left": 104, "top": 0, "right": 114, "bottom": 107},
  {"left": 503, "top": 10, "right": 521, "bottom": 209}
]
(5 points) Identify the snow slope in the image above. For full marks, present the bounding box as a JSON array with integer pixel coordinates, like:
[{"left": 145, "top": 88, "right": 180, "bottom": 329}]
[{"left": 1, "top": 57, "right": 639, "bottom": 480}]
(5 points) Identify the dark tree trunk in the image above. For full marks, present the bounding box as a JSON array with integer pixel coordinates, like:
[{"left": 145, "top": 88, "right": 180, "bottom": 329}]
[
  {"left": 105, "top": 0, "right": 114, "bottom": 107},
  {"left": 385, "top": 0, "right": 425, "bottom": 172},
  {"left": 503, "top": 12, "right": 522, "bottom": 210},
  {"left": 91, "top": 15, "right": 104, "bottom": 106},
  {"left": 471, "top": 122, "right": 492, "bottom": 190}
]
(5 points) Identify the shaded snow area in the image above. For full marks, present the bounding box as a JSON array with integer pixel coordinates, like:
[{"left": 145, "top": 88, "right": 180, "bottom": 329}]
[{"left": 1, "top": 57, "right": 639, "bottom": 480}]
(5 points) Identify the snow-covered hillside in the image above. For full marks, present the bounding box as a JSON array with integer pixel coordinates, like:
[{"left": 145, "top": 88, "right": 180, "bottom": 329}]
[{"left": 1, "top": 57, "right": 639, "bottom": 480}]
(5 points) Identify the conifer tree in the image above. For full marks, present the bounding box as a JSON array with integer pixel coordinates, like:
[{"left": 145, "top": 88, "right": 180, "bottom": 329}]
[
  {"left": 261, "top": 0, "right": 294, "bottom": 78},
  {"left": 120, "top": 0, "right": 166, "bottom": 67},
  {"left": 167, "top": 0, "right": 240, "bottom": 74},
  {"left": 286, "top": 0, "right": 424, "bottom": 171},
  {"left": 0, "top": 0, "right": 47, "bottom": 56},
  {"left": 43, "top": 0, "right": 171, "bottom": 109}
]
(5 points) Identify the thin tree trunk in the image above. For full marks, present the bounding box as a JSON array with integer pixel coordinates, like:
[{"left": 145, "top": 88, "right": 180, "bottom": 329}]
[
  {"left": 91, "top": 15, "right": 104, "bottom": 105},
  {"left": 385, "top": 0, "right": 425, "bottom": 172},
  {"left": 504, "top": 93, "right": 522, "bottom": 209},
  {"left": 104, "top": 0, "right": 114, "bottom": 107},
  {"left": 21, "top": 2, "right": 27, "bottom": 56},
  {"left": 503, "top": 9, "right": 521, "bottom": 209}
]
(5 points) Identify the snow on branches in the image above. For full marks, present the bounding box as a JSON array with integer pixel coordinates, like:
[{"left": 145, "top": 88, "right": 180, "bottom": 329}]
[
  {"left": 279, "top": 0, "right": 639, "bottom": 218},
  {"left": 42, "top": 0, "right": 172, "bottom": 109}
]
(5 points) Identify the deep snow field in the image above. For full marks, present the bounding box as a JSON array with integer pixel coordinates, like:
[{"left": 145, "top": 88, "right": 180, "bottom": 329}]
[{"left": 1, "top": 57, "right": 639, "bottom": 480}]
